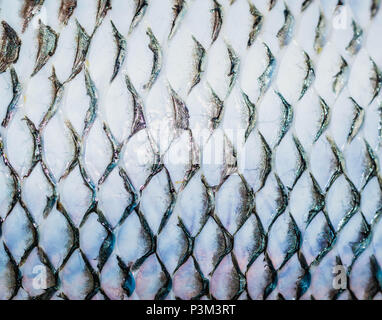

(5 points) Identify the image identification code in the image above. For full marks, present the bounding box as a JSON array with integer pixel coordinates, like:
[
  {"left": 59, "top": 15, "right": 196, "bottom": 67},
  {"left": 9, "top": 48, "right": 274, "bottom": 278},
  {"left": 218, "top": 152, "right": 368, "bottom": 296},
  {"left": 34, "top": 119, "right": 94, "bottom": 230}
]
[{"left": 146, "top": 304, "right": 236, "bottom": 317}]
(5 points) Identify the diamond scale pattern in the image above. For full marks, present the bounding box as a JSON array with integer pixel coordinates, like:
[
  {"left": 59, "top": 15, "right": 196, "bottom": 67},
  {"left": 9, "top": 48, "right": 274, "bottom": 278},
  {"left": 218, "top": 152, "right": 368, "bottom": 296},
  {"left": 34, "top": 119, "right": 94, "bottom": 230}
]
[{"left": 0, "top": 0, "right": 381, "bottom": 300}]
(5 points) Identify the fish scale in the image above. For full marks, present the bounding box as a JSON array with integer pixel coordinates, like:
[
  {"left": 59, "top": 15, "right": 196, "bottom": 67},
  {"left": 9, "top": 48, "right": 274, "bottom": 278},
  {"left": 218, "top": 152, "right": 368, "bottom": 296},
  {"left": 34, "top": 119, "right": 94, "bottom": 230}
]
[{"left": 0, "top": 0, "right": 380, "bottom": 300}]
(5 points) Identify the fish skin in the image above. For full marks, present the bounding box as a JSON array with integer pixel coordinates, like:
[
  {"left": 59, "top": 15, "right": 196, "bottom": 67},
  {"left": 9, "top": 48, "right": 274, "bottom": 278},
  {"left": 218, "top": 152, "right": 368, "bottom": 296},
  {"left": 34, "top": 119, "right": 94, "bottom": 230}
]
[
  {"left": 277, "top": 4, "right": 294, "bottom": 48},
  {"left": 292, "top": 135, "right": 307, "bottom": 189},
  {"left": 276, "top": 92, "right": 293, "bottom": 146},
  {"left": 83, "top": 67, "right": 98, "bottom": 138},
  {"left": 169, "top": 0, "right": 187, "bottom": 40},
  {"left": 362, "top": 140, "right": 378, "bottom": 189},
  {"left": 22, "top": 67, "right": 64, "bottom": 193},
  {"left": 110, "top": 21, "right": 127, "bottom": 83},
  {"left": 333, "top": 56, "right": 349, "bottom": 96},
  {"left": 347, "top": 98, "right": 365, "bottom": 144},
  {"left": 371, "top": 0, "right": 381, "bottom": 18},
  {"left": 95, "top": 0, "right": 112, "bottom": 29},
  {"left": 67, "top": 20, "right": 91, "bottom": 82},
  {"left": 336, "top": 177, "right": 360, "bottom": 233},
  {"left": 211, "top": 0, "right": 223, "bottom": 45},
  {"left": 39, "top": 67, "right": 64, "bottom": 130},
  {"left": 143, "top": 28, "right": 162, "bottom": 91},
  {"left": 346, "top": 20, "right": 363, "bottom": 56},
  {"left": 208, "top": 84, "right": 224, "bottom": 131},
  {"left": 21, "top": 0, "right": 45, "bottom": 33},
  {"left": 125, "top": 74, "right": 146, "bottom": 137},
  {"left": 129, "top": 0, "right": 148, "bottom": 34},
  {"left": 314, "top": 11, "right": 326, "bottom": 54},
  {"left": 26, "top": 65, "right": 62, "bottom": 215},
  {"left": 247, "top": 3, "right": 263, "bottom": 48},
  {"left": 1, "top": 0, "right": 382, "bottom": 301},
  {"left": 301, "top": 0, "right": 314, "bottom": 12},
  {"left": 269, "top": 0, "right": 277, "bottom": 11},
  {"left": 60, "top": 120, "right": 81, "bottom": 182},
  {"left": 117, "top": 256, "right": 135, "bottom": 297},
  {"left": 58, "top": 0, "right": 77, "bottom": 25},
  {"left": 117, "top": 167, "right": 139, "bottom": 227},
  {"left": 263, "top": 253, "right": 278, "bottom": 299},
  {"left": 226, "top": 43, "right": 239, "bottom": 98},
  {"left": 370, "top": 59, "right": 382, "bottom": 104},
  {"left": 258, "top": 43, "right": 275, "bottom": 100},
  {"left": 278, "top": 213, "right": 301, "bottom": 270},
  {"left": 189, "top": 36, "right": 205, "bottom": 95},
  {"left": 169, "top": 85, "right": 190, "bottom": 131},
  {"left": 299, "top": 52, "right": 315, "bottom": 100},
  {"left": 257, "top": 131, "right": 272, "bottom": 192},
  {"left": 242, "top": 92, "right": 256, "bottom": 141},
  {"left": 1, "top": 67, "right": 21, "bottom": 128},
  {"left": 98, "top": 122, "right": 123, "bottom": 186},
  {"left": 31, "top": 21, "right": 59, "bottom": 77},
  {"left": 305, "top": 173, "right": 325, "bottom": 226},
  {"left": 0, "top": 22, "right": 21, "bottom": 74},
  {"left": 23, "top": 116, "right": 42, "bottom": 178},
  {"left": 314, "top": 97, "right": 330, "bottom": 142}
]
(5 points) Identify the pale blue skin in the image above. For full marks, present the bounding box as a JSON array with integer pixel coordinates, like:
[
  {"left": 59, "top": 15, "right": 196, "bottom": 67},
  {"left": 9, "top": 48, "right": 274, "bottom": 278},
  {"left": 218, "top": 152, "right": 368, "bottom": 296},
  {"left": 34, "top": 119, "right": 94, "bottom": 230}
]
[{"left": 0, "top": 0, "right": 380, "bottom": 300}]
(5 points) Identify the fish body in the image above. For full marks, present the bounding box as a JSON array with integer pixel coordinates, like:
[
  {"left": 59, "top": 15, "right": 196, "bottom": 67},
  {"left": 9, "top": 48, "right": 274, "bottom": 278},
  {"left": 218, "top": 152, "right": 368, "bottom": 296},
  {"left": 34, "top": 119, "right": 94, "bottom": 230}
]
[{"left": 0, "top": 0, "right": 381, "bottom": 301}]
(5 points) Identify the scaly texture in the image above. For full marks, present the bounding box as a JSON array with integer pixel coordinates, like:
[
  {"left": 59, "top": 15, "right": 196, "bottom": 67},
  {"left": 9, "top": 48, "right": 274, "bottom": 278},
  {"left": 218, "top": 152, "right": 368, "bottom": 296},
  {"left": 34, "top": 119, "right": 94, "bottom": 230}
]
[{"left": 0, "top": 0, "right": 381, "bottom": 301}]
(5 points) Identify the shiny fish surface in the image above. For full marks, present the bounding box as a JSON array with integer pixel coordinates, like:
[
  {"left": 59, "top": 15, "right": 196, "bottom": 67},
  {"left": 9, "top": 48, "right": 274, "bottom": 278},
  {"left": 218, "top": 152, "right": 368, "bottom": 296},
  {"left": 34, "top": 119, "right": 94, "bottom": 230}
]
[{"left": 0, "top": 0, "right": 381, "bottom": 301}]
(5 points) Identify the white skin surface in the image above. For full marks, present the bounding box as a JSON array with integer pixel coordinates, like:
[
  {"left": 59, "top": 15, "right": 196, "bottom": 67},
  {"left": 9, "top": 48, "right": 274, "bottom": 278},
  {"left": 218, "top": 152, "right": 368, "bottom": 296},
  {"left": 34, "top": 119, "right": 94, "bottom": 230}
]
[{"left": 0, "top": 0, "right": 381, "bottom": 300}]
